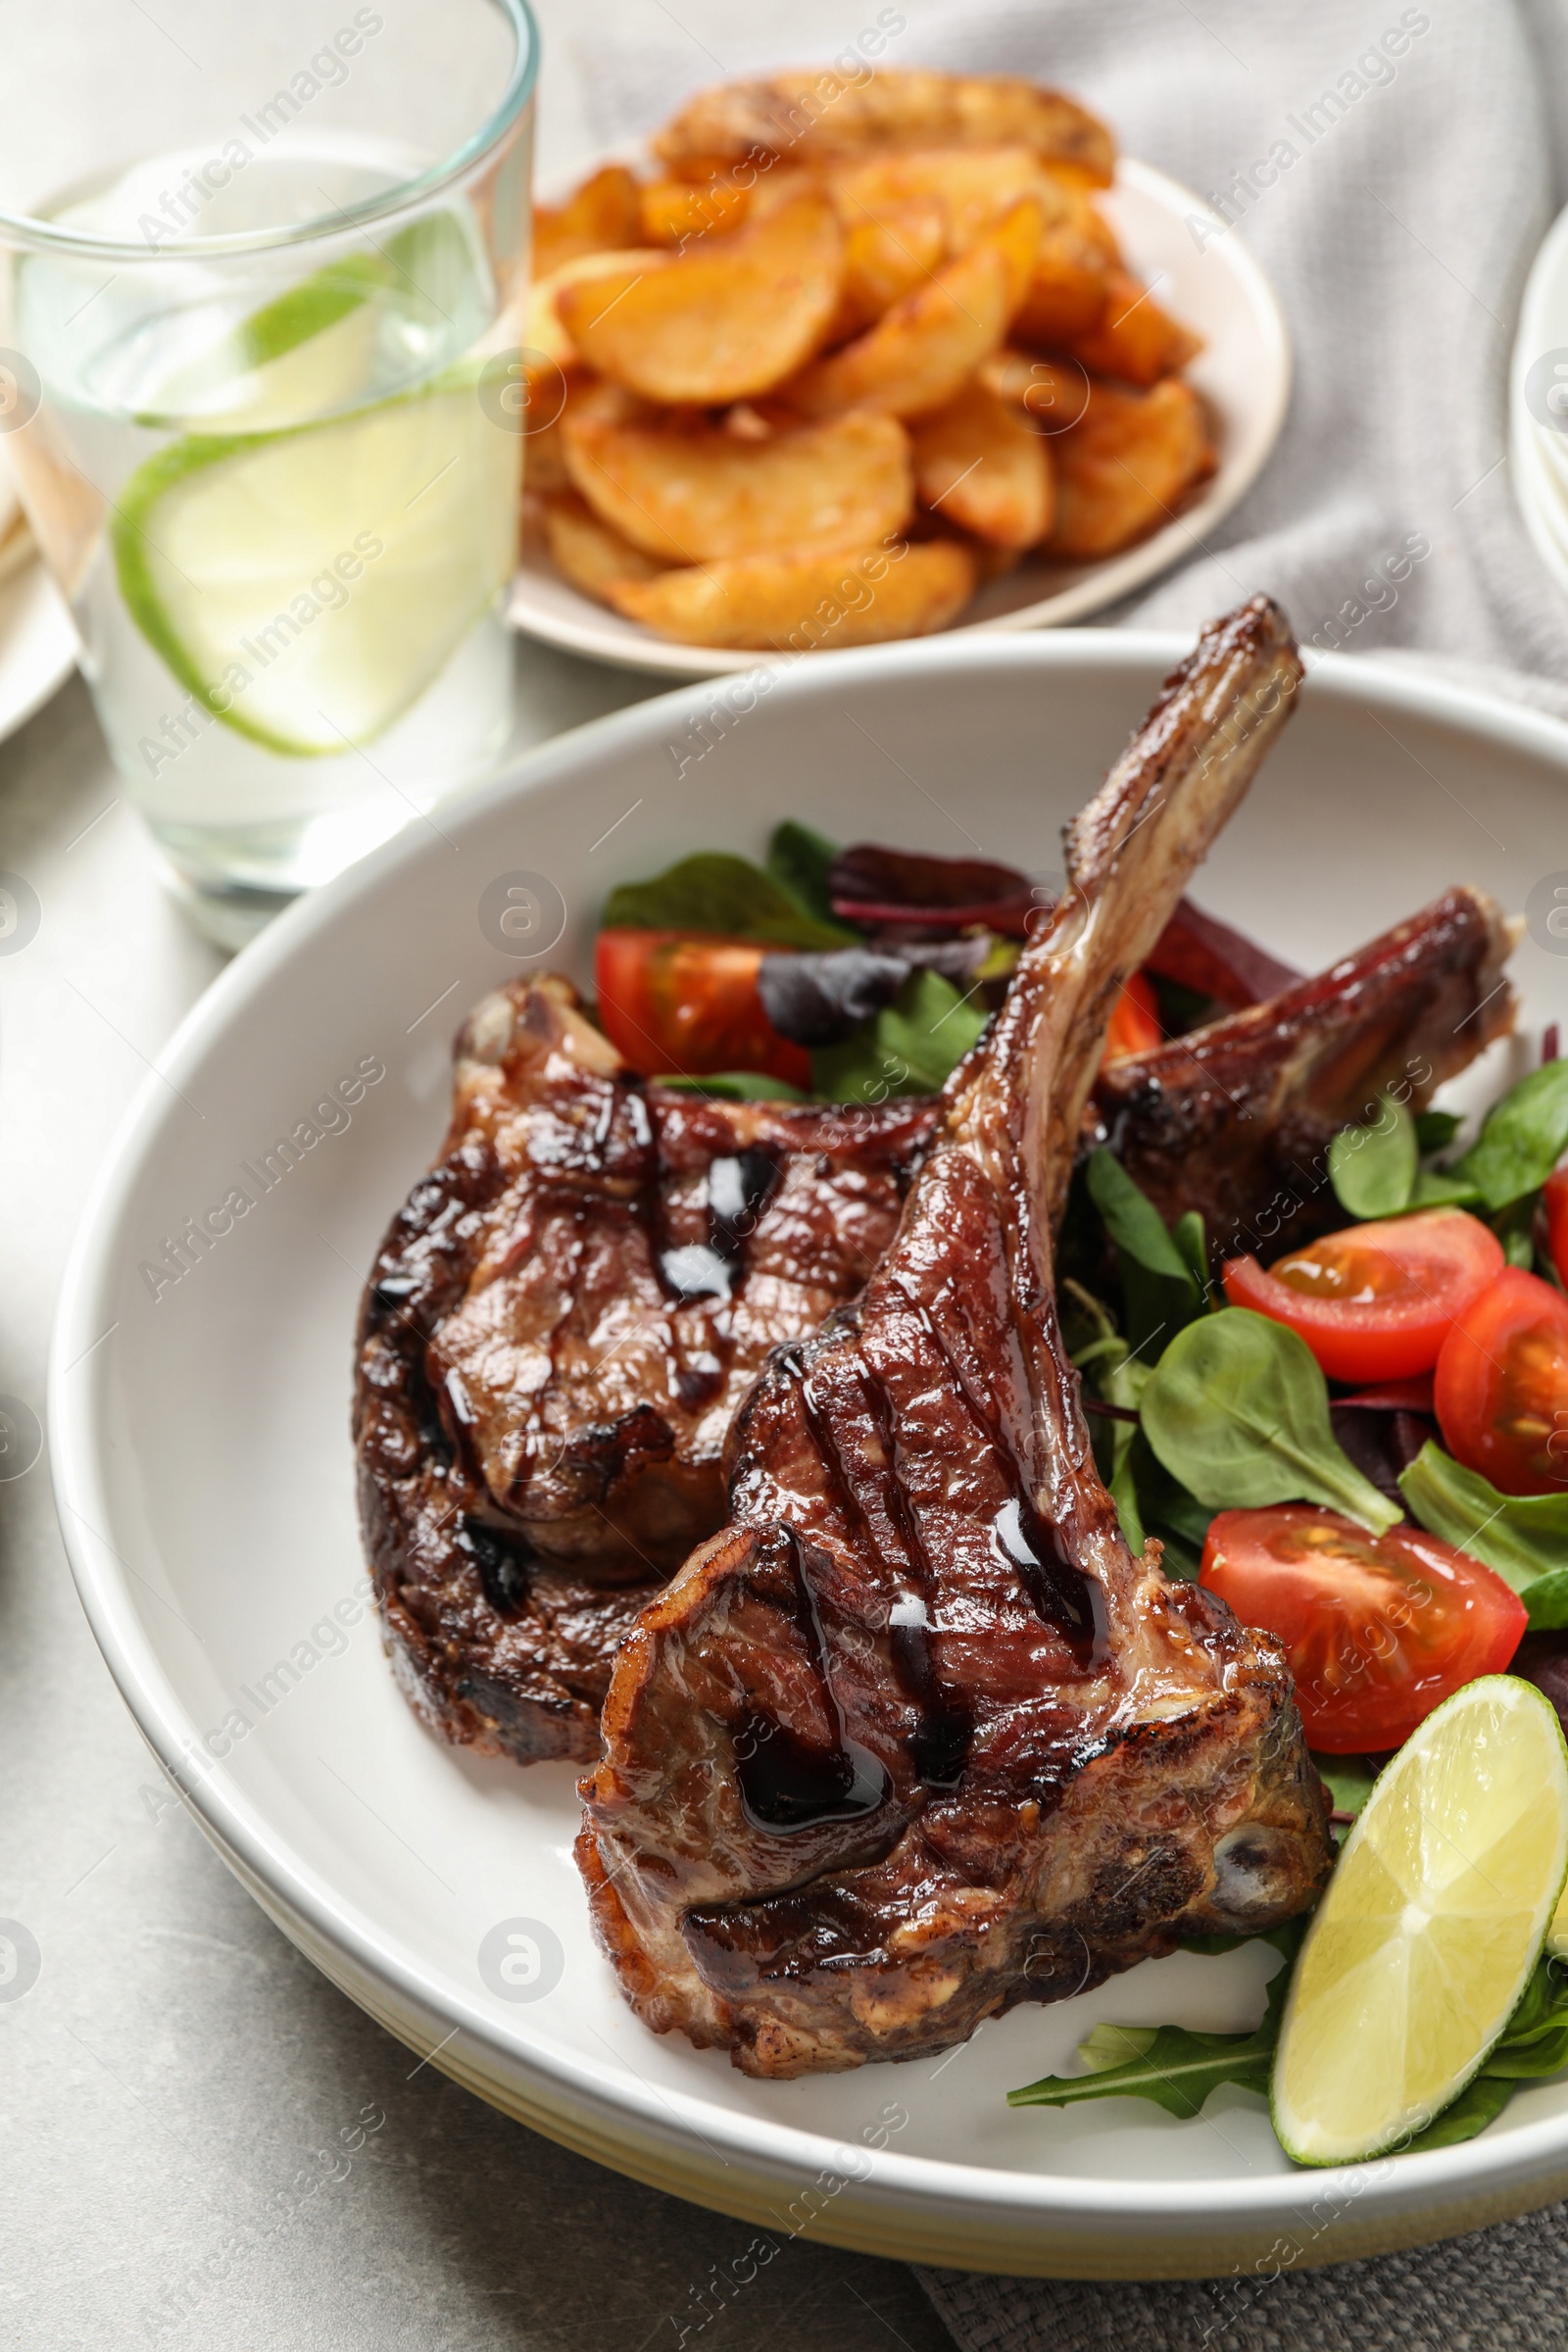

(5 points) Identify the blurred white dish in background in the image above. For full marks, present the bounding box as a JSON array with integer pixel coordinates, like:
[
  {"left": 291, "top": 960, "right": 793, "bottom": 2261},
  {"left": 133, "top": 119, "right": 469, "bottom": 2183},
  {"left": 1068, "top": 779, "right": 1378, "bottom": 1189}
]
[{"left": 1511, "top": 200, "right": 1568, "bottom": 597}]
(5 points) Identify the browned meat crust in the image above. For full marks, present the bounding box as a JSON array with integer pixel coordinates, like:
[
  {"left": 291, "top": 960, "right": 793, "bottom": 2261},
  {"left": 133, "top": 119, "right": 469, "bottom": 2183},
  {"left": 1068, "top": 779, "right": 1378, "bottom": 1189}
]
[
  {"left": 578, "top": 600, "right": 1334, "bottom": 2078},
  {"left": 353, "top": 975, "right": 931, "bottom": 1764},
  {"left": 1092, "top": 886, "right": 1517, "bottom": 1265}
]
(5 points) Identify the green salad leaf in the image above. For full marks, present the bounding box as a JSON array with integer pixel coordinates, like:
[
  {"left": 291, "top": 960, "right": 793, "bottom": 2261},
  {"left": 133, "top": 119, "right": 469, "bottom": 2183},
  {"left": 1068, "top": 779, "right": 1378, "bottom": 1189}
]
[
  {"left": 1139, "top": 1308, "right": 1401, "bottom": 1534},
  {"left": 1008, "top": 1922, "right": 1302, "bottom": 2121},
  {"left": 654, "top": 1071, "right": 809, "bottom": 1102},
  {"left": 1328, "top": 1093, "right": 1418, "bottom": 1218},
  {"left": 1448, "top": 1057, "right": 1568, "bottom": 1210},
  {"left": 1008, "top": 1938, "right": 1568, "bottom": 2155},
  {"left": 810, "top": 966, "right": 987, "bottom": 1102},
  {"left": 1415, "top": 1108, "right": 1463, "bottom": 1153},
  {"left": 1409, "top": 1168, "right": 1483, "bottom": 1207},
  {"left": 1314, "top": 1751, "right": 1379, "bottom": 1821},
  {"left": 1398, "top": 1442, "right": 1568, "bottom": 1627},
  {"left": 602, "top": 851, "right": 857, "bottom": 950},
  {"left": 1173, "top": 1209, "right": 1209, "bottom": 1295},
  {"left": 1085, "top": 1149, "right": 1200, "bottom": 1358},
  {"left": 766, "top": 820, "right": 841, "bottom": 929},
  {"left": 1063, "top": 1279, "right": 1157, "bottom": 1555}
]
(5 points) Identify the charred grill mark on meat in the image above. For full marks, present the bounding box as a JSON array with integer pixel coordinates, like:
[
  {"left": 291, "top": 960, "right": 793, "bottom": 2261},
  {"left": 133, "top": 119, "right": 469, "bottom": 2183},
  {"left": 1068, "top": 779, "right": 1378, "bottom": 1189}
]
[
  {"left": 577, "top": 599, "right": 1335, "bottom": 2078},
  {"left": 353, "top": 975, "right": 932, "bottom": 1763}
]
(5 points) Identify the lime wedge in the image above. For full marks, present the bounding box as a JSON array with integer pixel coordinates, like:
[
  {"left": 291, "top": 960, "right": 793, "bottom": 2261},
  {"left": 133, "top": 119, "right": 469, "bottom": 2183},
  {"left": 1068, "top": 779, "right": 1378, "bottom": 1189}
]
[
  {"left": 112, "top": 381, "right": 518, "bottom": 756},
  {"left": 1272, "top": 1676, "right": 1568, "bottom": 2166}
]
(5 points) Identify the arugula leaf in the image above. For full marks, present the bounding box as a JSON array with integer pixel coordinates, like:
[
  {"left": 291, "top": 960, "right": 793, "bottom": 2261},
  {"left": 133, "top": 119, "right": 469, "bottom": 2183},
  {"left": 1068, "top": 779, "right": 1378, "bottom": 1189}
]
[
  {"left": 1085, "top": 1150, "right": 1201, "bottom": 1359},
  {"left": 1449, "top": 1058, "right": 1568, "bottom": 1209},
  {"left": 1009, "top": 1940, "right": 1568, "bottom": 2156},
  {"left": 1402, "top": 2073, "right": 1517, "bottom": 2150},
  {"left": 1010, "top": 2017, "right": 1276, "bottom": 2120},
  {"left": 654, "top": 1071, "right": 809, "bottom": 1102},
  {"left": 602, "top": 852, "right": 857, "bottom": 950},
  {"left": 810, "top": 967, "right": 987, "bottom": 1102},
  {"left": 1415, "top": 1108, "right": 1463, "bottom": 1153},
  {"left": 1398, "top": 1442, "right": 1568, "bottom": 1625},
  {"left": 766, "top": 820, "right": 843, "bottom": 930},
  {"left": 1140, "top": 1308, "right": 1401, "bottom": 1534},
  {"left": 1008, "top": 1923, "right": 1302, "bottom": 2120},
  {"left": 1328, "top": 1093, "right": 1418, "bottom": 1219}
]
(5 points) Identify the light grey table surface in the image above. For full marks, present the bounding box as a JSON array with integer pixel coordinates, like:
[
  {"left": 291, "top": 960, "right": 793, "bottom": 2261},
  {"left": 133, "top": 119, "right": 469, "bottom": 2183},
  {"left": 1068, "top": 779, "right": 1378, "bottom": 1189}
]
[{"left": 0, "top": 643, "right": 957, "bottom": 2352}]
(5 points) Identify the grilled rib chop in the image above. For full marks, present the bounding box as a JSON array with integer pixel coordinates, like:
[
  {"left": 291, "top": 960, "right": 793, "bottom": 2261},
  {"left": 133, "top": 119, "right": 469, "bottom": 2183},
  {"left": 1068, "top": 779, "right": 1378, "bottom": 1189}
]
[
  {"left": 354, "top": 975, "right": 931, "bottom": 1762},
  {"left": 577, "top": 600, "right": 1335, "bottom": 2078},
  {"left": 1090, "top": 885, "right": 1517, "bottom": 1265},
  {"left": 357, "top": 861, "right": 1515, "bottom": 1771}
]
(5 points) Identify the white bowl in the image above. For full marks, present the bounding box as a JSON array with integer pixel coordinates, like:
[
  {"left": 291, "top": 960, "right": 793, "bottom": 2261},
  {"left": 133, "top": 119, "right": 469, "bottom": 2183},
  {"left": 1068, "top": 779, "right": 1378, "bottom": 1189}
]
[
  {"left": 506, "top": 161, "right": 1290, "bottom": 677},
  {"left": 51, "top": 629, "right": 1568, "bottom": 2279}
]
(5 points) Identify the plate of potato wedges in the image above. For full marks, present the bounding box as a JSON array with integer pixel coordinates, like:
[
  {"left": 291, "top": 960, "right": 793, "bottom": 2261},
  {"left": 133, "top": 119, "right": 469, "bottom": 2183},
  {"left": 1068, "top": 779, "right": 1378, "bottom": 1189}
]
[{"left": 508, "top": 66, "right": 1289, "bottom": 675}]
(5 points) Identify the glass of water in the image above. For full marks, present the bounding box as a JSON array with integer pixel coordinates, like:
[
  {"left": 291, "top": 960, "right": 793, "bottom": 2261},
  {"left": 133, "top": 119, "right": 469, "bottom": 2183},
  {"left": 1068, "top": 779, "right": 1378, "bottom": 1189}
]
[{"left": 0, "top": 0, "right": 535, "bottom": 945}]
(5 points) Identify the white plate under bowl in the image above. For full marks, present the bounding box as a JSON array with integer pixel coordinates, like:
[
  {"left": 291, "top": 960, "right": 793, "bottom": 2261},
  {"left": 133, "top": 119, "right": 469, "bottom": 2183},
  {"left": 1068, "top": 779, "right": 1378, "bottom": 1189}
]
[
  {"left": 506, "top": 160, "right": 1290, "bottom": 678},
  {"left": 0, "top": 558, "right": 77, "bottom": 745},
  {"left": 51, "top": 630, "right": 1568, "bottom": 2278}
]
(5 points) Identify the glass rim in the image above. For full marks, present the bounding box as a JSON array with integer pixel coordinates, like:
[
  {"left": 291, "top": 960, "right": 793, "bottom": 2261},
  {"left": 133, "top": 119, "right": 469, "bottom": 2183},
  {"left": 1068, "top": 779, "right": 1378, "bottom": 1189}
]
[{"left": 0, "top": 0, "right": 537, "bottom": 264}]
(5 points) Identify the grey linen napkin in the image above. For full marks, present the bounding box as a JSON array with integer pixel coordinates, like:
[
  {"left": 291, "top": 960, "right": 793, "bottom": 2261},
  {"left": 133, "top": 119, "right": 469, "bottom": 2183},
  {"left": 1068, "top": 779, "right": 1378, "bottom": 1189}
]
[{"left": 574, "top": 1, "right": 1568, "bottom": 2338}]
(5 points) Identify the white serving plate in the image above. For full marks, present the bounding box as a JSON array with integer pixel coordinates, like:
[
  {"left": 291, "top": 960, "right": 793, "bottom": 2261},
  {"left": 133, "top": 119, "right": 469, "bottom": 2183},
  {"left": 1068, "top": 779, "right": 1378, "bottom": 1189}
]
[
  {"left": 506, "top": 160, "right": 1290, "bottom": 677},
  {"left": 51, "top": 630, "right": 1568, "bottom": 2278}
]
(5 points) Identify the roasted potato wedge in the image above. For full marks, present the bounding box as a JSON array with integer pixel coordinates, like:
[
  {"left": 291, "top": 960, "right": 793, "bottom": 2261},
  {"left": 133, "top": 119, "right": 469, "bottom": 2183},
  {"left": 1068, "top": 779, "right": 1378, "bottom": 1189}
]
[
  {"left": 639, "top": 173, "right": 751, "bottom": 247},
  {"left": 543, "top": 493, "right": 670, "bottom": 600},
  {"left": 654, "top": 68, "right": 1115, "bottom": 183},
  {"left": 988, "top": 191, "right": 1050, "bottom": 313},
  {"left": 909, "top": 381, "right": 1053, "bottom": 548},
  {"left": 524, "top": 407, "right": 571, "bottom": 494},
  {"left": 564, "top": 410, "right": 913, "bottom": 563},
  {"left": 557, "top": 191, "right": 845, "bottom": 404},
  {"left": 833, "top": 199, "right": 947, "bottom": 335},
  {"left": 1048, "top": 376, "right": 1214, "bottom": 559},
  {"left": 979, "top": 348, "right": 1094, "bottom": 429},
  {"left": 1066, "top": 268, "right": 1204, "bottom": 385},
  {"left": 829, "top": 146, "right": 1067, "bottom": 253},
  {"left": 526, "top": 249, "right": 669, "bottom": 373},
  {"left": 1013, "top": 190, "right": 1119, "bottom": 344},
  {"left": 788, "top": 201, "right": 1041, "bottom": 420},
  {"left": 533, "top": 166, "right": 647, "bottom": 281},
  {"left": 607, "top": 538, "right": 978, "bottom": 650}
]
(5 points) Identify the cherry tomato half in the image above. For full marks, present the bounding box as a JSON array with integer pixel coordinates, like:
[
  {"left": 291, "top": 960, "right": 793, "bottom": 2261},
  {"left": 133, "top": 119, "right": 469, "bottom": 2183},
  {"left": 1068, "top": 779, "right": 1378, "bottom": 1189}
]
[
  {"left": 1102, "top": 970, "right": 1163, "bottom": 1062},
  {"left": 595, "top": 929, "right": 811, "bottom": 1089},
  {"left": 1199, "top": 1504, "right": 1526, "bottom": 1751},
  {"left": 1544, "top": 1164, "right": 1568, "bottom": 1290},
  {"left": 1221, "top": 1208, "right": 1504, "bottom": 1382},
  {"left": 1435, "top": 1264, "right": 1568, "bottom": 1495}
]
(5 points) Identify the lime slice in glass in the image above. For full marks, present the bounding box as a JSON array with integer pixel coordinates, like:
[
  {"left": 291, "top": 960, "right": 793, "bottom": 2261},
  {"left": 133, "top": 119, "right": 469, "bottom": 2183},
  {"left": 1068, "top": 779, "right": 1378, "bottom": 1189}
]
[
  {"left": 145, "top": 213, "right": 483, "bottom": 432},
  {"left": 1272, "top": 1675, "right": 1568, "bottom": 2166},
  {"left": 112, "top": 379, "right": 518, "bottom": 757}
]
